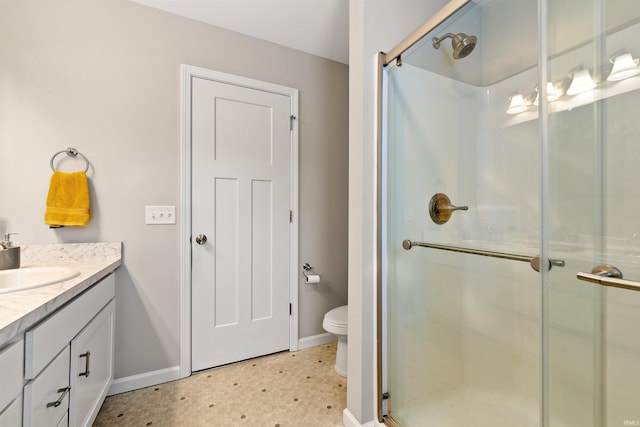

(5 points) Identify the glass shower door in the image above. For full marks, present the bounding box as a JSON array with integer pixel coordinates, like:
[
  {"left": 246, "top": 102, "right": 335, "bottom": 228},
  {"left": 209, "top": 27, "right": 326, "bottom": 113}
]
[
  {"left": 382, "top": 0, "right": 640, "bottom": 425},
  {"left": 384, "top": 1, "right": 541, "bottom": 425},
  {"left": 544, "top": 0, "right": 640, "bottom": 425}
]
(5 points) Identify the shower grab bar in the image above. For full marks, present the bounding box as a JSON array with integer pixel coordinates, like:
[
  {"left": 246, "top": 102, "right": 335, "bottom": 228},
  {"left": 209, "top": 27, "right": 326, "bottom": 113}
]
[{"left": 401, "top": 239, "right": 565, "bottom": 272}]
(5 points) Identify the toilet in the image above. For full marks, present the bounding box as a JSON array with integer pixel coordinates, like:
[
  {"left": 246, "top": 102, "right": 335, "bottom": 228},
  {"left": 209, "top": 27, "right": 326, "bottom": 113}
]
[{"left": 323, "top": 305, "right": 348, "bottom": 377}]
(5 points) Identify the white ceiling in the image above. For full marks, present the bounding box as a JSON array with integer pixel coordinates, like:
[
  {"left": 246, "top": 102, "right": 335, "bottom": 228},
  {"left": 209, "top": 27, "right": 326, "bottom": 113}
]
[{"left": 128, "top": 0, "right": 349, "bottom": 64}]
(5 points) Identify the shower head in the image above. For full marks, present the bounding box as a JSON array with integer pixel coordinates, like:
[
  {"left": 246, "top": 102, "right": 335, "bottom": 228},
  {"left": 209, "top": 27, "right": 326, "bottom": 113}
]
[{"left": 432, "top": 32, "right": 477, "bottom": 59}]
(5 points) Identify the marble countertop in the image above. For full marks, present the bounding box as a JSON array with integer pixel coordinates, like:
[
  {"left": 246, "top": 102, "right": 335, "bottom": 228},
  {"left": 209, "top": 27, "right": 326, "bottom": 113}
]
[{"left": 0, "top": 242, "right": 122, "bottom": 347}]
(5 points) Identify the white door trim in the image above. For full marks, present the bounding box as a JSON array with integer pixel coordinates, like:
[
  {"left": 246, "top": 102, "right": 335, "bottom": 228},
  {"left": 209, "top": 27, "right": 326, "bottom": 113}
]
[{"left": 179, "top": 64, "right": 299, "bottom": 378}]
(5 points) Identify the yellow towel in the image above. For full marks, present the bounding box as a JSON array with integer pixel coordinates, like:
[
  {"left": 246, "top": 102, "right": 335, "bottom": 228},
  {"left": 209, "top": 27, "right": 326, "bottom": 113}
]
[{"left": 44, "top": 171, "right": 92, "bottom": 227}]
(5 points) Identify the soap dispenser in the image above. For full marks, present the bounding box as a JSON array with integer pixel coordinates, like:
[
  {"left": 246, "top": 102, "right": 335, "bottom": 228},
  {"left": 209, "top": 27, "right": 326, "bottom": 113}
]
[{"left": 0, "top": 233, "right": 20, "bottom": 270}]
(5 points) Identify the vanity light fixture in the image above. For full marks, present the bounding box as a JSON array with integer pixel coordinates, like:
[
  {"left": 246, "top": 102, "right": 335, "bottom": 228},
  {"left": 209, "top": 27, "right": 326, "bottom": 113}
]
[
  {"left": 533, "top": 82, "right": 562, "bottom": 105},
  {"left": 566, "top": 68, "right": 596, "bottom": 95},
  {"left": 545, "top": 82, "right": 562, "bottom": 102},
  {"left": 506, "top": 92, "right": 530, "bottom": 114},
  {"left": 607, "top": 53, "right": 640, "bottom": 81}
]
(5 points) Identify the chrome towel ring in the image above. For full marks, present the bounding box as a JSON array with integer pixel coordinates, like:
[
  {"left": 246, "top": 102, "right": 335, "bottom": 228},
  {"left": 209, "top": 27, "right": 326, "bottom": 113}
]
[{"left": 50, "top": 147, "right": 90, "bottom": 172}]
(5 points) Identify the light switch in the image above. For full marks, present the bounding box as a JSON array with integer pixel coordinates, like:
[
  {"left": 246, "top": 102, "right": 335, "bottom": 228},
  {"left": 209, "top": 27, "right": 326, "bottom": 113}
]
[{"left": 145, "top": 206, "right": 176, "bottom": 225}]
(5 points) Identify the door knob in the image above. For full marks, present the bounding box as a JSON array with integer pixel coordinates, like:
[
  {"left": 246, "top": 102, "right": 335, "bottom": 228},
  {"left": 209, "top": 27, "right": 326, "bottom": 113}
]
[{"left": 195, "top": 234, "right": 207, "bottom": 245}]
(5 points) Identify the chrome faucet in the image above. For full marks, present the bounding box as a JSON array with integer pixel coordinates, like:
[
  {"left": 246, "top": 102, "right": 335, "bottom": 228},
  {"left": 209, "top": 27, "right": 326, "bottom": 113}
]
[{"left": 0, "top": 233, "right": 20, "bottom": 270}]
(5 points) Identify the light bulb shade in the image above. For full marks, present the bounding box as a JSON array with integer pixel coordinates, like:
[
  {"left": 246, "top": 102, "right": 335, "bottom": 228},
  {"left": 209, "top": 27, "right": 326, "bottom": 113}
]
[
  {"left": 566, "top": 69, "right": 596, "bottom": 95},
  {"left": 506, "top": 93, "right": 529, "bottom": 114},
  {"left": 545, "top": 82, "right": 562, "bottom": 102},
  {"left": 607, "top": 53, "right": 640, "bottom": 81},
  {"left": 534, "top": 82, "right": 561, "bottom": 106}
]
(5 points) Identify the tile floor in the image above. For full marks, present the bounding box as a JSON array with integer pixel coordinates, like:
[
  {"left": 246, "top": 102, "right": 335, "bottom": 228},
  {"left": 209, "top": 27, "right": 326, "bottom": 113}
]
[{"left": 93, "top": 343, "right": 346, "bottom": 427}]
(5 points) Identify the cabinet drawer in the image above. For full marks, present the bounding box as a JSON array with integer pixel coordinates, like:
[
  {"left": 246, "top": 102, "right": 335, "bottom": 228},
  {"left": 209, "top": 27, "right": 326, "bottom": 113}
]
[
  {"left": 24, "top": 346, "right": 70, "bottom": 427},
  {"left": 25, "top": 273, "right": 115, "bottom": 379},
  {"left": 57, "top": 410, "right": 68, "bottom": 427},
  {"left": 0, "top": 339, "right": 23, "bottom": 411},
  {"left": 70, "top": 299, "right": 115, "bottom": 427},
  {"left": 0, "top": 394, "right": 22, "bottom": 427}
]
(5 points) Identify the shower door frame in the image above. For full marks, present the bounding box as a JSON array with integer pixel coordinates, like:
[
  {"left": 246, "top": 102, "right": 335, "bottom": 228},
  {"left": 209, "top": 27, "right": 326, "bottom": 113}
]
[{"left": 375, "top": 1, "right": 472, "bottom": 423}]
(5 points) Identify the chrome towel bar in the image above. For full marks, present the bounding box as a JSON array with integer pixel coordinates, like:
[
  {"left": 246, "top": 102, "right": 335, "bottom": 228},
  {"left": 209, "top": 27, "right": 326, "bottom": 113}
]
[{"left": 401, "top": 239, "right": 565, "bottom": 272}]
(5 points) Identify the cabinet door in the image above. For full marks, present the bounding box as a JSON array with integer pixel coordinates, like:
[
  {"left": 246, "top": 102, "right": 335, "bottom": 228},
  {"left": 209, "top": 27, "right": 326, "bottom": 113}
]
[
  {"left": 0, "top": 339, "right": 23, "bottom": 413},
  {"left": 25, "top": 273, "right": 115, "bottom": 380},
  {"left": 23, "top": 346, "right": 70, "bottom": 427},
  {"left": 69, "top": 299, "right": 115, "bottom": 427},
  {"left": 0, "top": 395, "right": 22, "bottom": 426},
  {"left": 56, "top": 410, "right": 68, "bottom": 427}
]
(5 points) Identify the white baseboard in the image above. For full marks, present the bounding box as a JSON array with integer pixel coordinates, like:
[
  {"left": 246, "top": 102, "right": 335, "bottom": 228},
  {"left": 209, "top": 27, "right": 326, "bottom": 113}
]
[
  {"left": 108, "top": 334, "right": 337, "bottom": 396},
  {"left": 343, "top": 408, "right": 376, "bottom": 427},
  {"left": 342, "top": 408, "right": 387, "bottom": 427},
  {"left": 108, "top": 365, "right": 182, "bottom": 396},
  {"left": 298, "top": 332, "right": 336, "bottom": 350}
]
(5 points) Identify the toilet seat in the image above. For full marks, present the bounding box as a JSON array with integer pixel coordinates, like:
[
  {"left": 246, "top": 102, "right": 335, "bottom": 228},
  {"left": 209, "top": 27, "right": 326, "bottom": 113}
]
[{"left": 323, "top": 305, "right": 348, "bottom": 335}]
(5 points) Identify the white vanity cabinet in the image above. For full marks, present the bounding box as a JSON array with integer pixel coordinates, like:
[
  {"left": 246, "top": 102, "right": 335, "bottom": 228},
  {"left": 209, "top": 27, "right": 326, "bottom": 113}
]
[
  {"left": 23, "top": 346, "right": 71, "bottom": 427},
  {"left": 0, "top": 339, "right": 24, "bottom": 426},
  {"left": 0, "top": 395, "right": 23, "bottom": 426},
  {"left": 69, "top": 298, "right": 115, "bottom": 427},
  {"left": 22, "top": 272, "right": 116, "bottom": 427}
]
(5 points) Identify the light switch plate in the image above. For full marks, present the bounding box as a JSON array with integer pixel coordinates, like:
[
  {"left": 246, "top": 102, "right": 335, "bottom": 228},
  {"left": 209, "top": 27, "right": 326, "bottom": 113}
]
[{"left": 145, "top": 205, "right": 176, "bottom": 225}]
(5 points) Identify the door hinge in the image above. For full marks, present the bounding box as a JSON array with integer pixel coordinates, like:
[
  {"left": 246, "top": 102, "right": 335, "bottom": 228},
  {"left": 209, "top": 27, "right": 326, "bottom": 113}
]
[
  {"left": 289, "top": 303, "right": 292, "bottom": 315},
  {"left": 289, "top": 210, "right": 293, "bottom": 223},
  {"left": 289, "top": 115, "right": 297, "bottom": 131}
]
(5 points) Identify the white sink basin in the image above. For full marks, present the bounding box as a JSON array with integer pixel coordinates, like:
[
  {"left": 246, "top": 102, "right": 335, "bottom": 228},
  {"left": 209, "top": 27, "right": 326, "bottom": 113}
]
[{"left": 0, "top": 267, "right": 80, "bottom": 294}]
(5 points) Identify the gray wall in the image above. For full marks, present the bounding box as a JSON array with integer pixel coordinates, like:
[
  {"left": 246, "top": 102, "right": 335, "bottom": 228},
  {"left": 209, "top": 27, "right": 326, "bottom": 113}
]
[{"left": 0, "top": 0, "right": 348, "bottom": 380}]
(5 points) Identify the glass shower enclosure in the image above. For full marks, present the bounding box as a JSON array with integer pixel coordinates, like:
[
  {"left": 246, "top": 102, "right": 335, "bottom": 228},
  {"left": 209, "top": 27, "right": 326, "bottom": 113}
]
[{"left": 379, "top": 0, "right": 640, "bottom": 426}]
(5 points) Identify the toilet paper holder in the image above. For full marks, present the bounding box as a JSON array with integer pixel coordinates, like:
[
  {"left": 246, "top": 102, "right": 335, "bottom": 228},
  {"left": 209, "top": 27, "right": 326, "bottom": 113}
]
[{"left": 302, "top": 263, "right": 320, "bottom": 284}]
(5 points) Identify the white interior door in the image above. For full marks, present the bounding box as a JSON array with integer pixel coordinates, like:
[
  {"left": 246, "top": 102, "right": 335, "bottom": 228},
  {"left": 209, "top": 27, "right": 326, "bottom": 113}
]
[{"left": 191, "top": 75, "right": 293, "bottom": 371}]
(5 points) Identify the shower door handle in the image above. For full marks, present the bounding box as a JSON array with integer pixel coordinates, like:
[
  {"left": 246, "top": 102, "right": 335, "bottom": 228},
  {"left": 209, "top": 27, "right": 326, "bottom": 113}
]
[{"left": 577, "top": 265, "right": 640, "bottom": 292}]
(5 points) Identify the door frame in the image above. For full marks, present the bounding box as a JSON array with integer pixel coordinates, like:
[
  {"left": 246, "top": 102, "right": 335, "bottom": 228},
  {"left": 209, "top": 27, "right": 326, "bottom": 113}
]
[{"left": 179, "top": 64, "right": 299, "bottom": 377}]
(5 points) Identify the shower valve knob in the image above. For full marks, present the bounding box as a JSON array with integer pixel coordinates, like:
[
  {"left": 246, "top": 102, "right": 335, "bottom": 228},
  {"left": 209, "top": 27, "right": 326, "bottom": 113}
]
[{"left": 429, "top": 193, "right": 468, "bottom": 224}]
